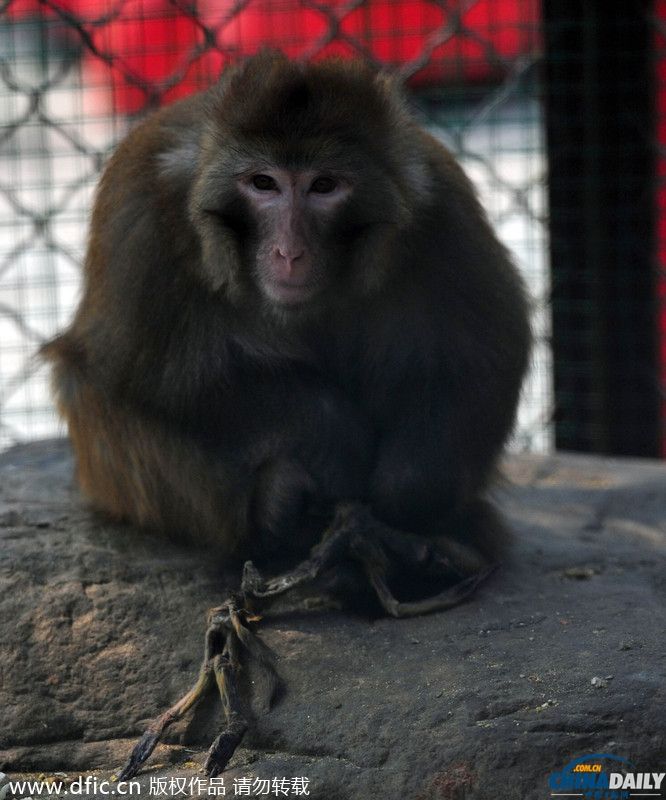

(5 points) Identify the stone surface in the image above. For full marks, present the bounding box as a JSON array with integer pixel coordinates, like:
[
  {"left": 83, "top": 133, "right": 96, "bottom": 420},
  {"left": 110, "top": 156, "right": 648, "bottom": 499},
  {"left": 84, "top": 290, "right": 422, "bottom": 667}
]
[{"left": 0, "top": 440, "right": 664, "bottom": 799}]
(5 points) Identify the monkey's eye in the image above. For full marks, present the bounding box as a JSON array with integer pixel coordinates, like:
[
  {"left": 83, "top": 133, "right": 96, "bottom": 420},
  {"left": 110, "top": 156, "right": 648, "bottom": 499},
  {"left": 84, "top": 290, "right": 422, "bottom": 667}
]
[
  {"left": 310, "top": 176, "right": 337, "bottom": 194},
  {"left": 252, "top": 174, "right": 278, "bottom": 191}
]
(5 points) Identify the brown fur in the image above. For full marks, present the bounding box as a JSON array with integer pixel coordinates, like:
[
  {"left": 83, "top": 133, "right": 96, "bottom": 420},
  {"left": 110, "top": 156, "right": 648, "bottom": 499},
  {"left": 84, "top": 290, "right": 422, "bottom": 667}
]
[{"left": 44, "top": 53, "right": 531, "bottom": 568}]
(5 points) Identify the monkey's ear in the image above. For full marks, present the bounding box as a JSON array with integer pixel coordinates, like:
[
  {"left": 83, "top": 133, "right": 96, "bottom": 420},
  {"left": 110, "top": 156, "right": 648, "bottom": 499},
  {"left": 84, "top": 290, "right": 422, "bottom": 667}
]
[
  {"left": 186, "top": 154, "right": 246, "bottom": 296},
  {"left": 156, "top": 133, "right": 200, "bottom": 187},
  {"left": 373, "top": 69, "right": 404, "bottom": 101},
  {"left": 350, "top": 224, "right": 401, "bottom": 297},
  {"left": 198, "top": 225, "right": 244, "bottom": 296},
  {"left": 189, "top": 203, "right": 244, "bottom": 296},
  {"left": 372, "top": 70, "right": 433, "bottom": 208}
]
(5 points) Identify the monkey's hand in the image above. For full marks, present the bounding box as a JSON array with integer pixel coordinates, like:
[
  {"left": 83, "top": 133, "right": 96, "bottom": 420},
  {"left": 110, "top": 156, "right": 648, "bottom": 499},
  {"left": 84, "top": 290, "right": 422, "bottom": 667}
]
[
  {"left": 242, "top": 502, "right": 497, "bottom": 618},
  {"left": 117, "top": 503, "right": 495, "bottom": 780}
]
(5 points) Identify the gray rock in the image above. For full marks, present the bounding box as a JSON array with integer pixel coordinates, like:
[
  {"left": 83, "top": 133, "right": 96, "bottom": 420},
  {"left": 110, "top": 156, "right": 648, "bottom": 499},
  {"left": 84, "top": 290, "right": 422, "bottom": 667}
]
[{"left": 0, "top": 440, "right": 664, "bottom": 799}]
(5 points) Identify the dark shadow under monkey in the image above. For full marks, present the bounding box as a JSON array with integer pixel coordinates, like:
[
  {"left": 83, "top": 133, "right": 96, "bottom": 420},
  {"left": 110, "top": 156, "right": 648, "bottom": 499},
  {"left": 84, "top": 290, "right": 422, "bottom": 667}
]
[{"left": 42, "top": 52, "right": 530, "bottom": 780}]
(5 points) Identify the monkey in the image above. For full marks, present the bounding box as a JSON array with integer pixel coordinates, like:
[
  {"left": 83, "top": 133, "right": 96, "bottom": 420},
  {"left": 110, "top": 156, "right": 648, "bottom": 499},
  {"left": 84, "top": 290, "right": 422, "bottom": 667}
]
[{"left": 42, "top": 51, "right": 531, "bottom": 777}]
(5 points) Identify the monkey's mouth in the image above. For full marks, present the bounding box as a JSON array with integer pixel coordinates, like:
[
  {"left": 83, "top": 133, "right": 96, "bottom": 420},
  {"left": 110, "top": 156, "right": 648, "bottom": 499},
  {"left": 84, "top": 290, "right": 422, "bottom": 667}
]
[{"left": 264, "top": 281, "right": 319, "bottom": 305}]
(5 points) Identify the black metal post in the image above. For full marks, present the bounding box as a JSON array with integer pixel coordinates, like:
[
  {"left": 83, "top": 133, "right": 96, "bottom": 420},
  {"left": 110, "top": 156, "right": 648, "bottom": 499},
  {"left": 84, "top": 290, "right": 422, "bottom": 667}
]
[{"left": 543, "top": 1, "right": 660, "bottom": 456}]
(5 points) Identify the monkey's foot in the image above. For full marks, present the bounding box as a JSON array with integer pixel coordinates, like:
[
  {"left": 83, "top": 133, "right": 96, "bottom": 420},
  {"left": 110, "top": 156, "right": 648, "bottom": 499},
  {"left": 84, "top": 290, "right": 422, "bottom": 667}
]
[
  {"left": 118, "top": 504, "right": 494, "bottom": 779},
  {"left": 117, "top": 596, "right": 279, "bottom": 781},
  {"left": 243, "top": 503, "right": 497, "bottom": 618}
]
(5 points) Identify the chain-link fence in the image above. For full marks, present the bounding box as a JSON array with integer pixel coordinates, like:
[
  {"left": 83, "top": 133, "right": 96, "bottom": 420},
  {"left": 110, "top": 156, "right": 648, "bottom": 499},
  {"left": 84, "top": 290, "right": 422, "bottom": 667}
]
[{"left": 0, "top": 0, "right": 602, "bottom": 455}]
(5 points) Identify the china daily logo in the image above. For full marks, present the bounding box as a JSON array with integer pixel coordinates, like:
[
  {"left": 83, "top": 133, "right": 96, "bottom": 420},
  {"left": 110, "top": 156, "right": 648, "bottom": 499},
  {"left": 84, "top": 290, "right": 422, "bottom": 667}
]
[{"left": 549, "top": 754, "right": 665, "bottom": 799}]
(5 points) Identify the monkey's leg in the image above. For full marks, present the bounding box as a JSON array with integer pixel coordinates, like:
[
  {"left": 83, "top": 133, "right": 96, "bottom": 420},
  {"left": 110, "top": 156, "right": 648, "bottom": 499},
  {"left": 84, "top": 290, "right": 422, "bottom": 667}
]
[{"left": 243, "top": 503, "right": 497, "bottom": 618}]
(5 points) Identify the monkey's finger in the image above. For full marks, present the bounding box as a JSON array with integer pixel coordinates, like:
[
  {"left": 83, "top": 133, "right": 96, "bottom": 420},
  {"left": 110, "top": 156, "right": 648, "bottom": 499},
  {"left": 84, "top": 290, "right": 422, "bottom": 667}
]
[
  {"left": 364, "top": 561, "right": 498, "bottom": 618},
  {"left": 240, "top": 561, "right": 263, "bottom": 595},
  {"left": 371, "top": 525, "right": 465, "bottom": 580},
  {"left": 117, "top": 643, "right": 217, "bottom": 780},
  {"left": 117, "top": 731, "right": 161, "bottom": 782},
  {"left": 240, "top": 504, "right": 374, "bottom": 603},
  {"left": 227, "top": 606, "right": 282, "bottom": 711},
  {"left": 245, "top": 527, "right": 353, "bottom": 600},
  {"left": 205, "top": 722, "right": 248, "bottom": 778},
  {"left": 245, "top": 557, "right": 324, "bottom": 597}
]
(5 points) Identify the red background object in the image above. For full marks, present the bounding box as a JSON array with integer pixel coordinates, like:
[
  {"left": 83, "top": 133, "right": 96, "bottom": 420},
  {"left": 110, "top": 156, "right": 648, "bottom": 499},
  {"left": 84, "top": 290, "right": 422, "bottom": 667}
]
[{"left": 8, "top": 0, "right": 540, "bottom": 113}]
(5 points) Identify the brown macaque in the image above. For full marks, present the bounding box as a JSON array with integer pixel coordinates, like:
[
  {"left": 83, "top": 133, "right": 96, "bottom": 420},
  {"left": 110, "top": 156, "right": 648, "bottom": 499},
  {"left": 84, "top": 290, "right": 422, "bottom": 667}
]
[{"left": 43, "top": 51, "right": 531, "bottom": 777}]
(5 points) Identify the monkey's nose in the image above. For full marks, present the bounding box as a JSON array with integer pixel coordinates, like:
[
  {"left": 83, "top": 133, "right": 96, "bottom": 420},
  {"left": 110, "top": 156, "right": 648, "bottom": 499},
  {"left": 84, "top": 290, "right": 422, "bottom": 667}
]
[
  {"left": 277, "top": 247, "right": 305, "bottom": 263},
  {"left": 276, "top": 248, "right": 307, "bottom": 280}
]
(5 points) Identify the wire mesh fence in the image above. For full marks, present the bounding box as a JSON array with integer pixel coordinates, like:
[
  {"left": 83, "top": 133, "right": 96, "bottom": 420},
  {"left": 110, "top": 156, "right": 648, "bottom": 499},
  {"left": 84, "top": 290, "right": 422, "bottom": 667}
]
[{"left": 0, "top": 0, "right": 560, "bottom": 453}]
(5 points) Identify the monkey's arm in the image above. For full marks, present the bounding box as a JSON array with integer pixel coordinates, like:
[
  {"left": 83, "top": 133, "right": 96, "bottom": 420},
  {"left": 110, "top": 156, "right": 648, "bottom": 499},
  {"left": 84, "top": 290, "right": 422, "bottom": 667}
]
[
  {"left": 43, "top": 331, "right": 375, "bottom": 559},
  {"left": 360, "top": 166, "right": 531, "bottom": 566}
]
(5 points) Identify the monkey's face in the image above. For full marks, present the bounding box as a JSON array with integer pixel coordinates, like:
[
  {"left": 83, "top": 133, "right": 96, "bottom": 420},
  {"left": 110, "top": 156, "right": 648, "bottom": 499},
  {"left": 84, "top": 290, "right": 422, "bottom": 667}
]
[
  {"left": 193, "top": 141, "right": 421, "bottom": 316},
  {"left": 189, "top": 53, "right": 432, "bottom": 314},
  {"left": 235, "top": 166, "right": 353, "bottom": 307},
  {"left": 193, "top": 147, "right": 404, "bottom": 315}
]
